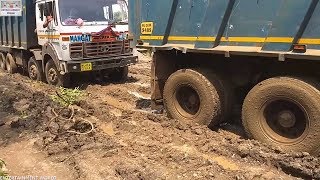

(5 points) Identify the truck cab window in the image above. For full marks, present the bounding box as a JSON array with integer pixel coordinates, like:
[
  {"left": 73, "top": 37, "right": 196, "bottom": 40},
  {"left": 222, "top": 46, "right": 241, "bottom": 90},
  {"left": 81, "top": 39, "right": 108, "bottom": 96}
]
[
  {"left": 59, "top": 0, "right": 128, "bottom": 26},
  {"left": 42, "top": 1, "right": 58, "bottom": 26},
  {"left": 38, "top": 4, "right": 44, "bottom": 21}
]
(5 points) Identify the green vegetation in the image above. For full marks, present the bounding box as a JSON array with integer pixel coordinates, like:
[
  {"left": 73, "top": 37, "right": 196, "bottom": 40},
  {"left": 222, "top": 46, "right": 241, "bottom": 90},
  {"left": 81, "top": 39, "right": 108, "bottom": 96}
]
[
  {"left": 51, "top": 87, "right": 83, "bottom": 107},
  {"left": 0, "top": 159, "right": 8, "bottom": 177}
]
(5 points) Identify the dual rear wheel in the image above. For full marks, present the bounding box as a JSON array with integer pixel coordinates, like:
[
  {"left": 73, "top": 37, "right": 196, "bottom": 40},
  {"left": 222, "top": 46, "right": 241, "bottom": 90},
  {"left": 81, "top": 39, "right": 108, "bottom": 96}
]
[
  {"left": 27, "top": 57, "right": 67, "bottom": 87},
  {"left": 0, "top": 53, "right": 17, "bottom": 74},
  {"left": 164, "top": 69, "right": 320, "bottom": 154}
]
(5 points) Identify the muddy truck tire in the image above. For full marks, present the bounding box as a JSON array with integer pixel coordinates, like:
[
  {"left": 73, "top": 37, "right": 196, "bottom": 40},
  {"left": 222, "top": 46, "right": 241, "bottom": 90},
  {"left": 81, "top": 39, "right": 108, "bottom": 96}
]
[
  {"left": 163, "top": 69, "right": 227, "bottom": 126},
  {"left": 0, "top": 53, "right": 6, "bottom": 71},
  {"left": 28, "top": 57, "right": 44, "bottom": 82},
  {"left": 242, "top": 77, "right": 320, "bottom": 154},
  {"left": 5, "top": 53, "right": 17, "bottom": 74},
  {"left": 45, "top": 59, "right": 70, "bottom": 87}
]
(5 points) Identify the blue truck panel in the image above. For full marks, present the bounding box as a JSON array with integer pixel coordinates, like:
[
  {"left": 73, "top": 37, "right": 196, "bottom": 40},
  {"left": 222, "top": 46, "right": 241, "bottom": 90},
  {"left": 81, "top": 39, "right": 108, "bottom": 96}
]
[
  {"left": 130, "top": 0, "right": 320, "bottom": 55},
  {"left": 0, "top": 0, "right": 37, "bottom": 50}
]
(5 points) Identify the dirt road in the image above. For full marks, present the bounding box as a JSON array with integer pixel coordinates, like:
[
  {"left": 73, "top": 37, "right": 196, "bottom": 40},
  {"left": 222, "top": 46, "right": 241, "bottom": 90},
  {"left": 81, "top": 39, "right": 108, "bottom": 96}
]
[{"left": 0, "top": 51, "right": 319, "bottom": 180}]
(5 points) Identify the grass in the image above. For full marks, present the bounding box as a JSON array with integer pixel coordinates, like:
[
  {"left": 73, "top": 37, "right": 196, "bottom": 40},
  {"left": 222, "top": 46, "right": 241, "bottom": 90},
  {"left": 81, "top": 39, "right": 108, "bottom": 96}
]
[
  {"left": 51, "top": 87, "right": 84, "bottom": 107},
  {"left": 0, "top": 159, "right": 8, "bottom": 177}
]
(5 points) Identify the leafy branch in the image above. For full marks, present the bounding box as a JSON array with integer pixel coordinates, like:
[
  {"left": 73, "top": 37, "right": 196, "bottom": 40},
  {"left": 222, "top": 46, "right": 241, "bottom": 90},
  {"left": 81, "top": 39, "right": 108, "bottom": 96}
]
[{"left": 51, "top": 87, "right": 83, "bottom": 107}]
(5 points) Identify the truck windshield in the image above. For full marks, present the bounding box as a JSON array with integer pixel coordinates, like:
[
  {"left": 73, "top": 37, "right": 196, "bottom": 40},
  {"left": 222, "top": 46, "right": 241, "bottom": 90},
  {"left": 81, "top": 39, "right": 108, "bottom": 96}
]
[{"left": 58, "top": 0, "right": 128, "bottom": 26}]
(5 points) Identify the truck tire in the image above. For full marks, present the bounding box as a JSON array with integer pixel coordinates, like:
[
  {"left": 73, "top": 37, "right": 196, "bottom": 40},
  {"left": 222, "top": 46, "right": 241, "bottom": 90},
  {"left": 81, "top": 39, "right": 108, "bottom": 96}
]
[
  {"left": 206, "top": 72, "right": 234, "bottom": 125},
  {"left": 5, "top": 53, "right": 17, "bottom": 74},
  {"left": 0, "top": 53, "right": 6, "bottom": 71},
  {"left": 109, "top": 66, "right": 128, "bottom": 82},
  {"left": 45, "top": 59, "right": 70, "bottom": 87},
  {"left": 163, "top": 69, "right": 223, "bottom": 126},
  {"left": 242, "top": 77, "right": 320, "bottom": 154},
  {"left": 28, "top": 57, "right": 44, "bottom": 81}
]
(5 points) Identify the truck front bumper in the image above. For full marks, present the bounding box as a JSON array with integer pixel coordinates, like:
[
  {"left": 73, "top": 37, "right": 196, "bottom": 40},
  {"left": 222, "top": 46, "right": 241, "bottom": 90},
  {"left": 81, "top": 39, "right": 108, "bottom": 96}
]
[{"left": 60, "top": 55, "right": 138, "bottom": 73}]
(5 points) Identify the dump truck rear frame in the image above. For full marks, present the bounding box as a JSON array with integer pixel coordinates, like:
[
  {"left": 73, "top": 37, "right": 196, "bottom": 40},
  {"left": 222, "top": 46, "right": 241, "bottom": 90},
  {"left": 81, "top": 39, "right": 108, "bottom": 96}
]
[{"left": 130, "top": 0, "right": 320, "bottom": 155}]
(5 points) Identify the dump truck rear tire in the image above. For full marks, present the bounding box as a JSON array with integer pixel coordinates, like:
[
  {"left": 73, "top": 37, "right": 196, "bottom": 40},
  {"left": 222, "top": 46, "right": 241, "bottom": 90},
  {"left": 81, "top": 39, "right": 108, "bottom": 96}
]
[
  {"left": 5, "top": 53, "right": 17, "bottom": 74},
  {"left": 28, "top": 57, "right": 44, "bottom": 81},
  {"left": 109, "top": 66, "right": 128, "bottom": 82},
  {"left": 0, "top": 53, "right": 6, "bottom": 71},
  {"left": 206, "top": 72, "right": 234, "bottom": 125},
  {"left": 45, "top": 59, "right": 70, "bottom": 87},
  {"left": 163, "top": 69, "right": 223, "bottom": 126},
  {"left": 242, "top": 77, "right": 320, "bottom": 154}
]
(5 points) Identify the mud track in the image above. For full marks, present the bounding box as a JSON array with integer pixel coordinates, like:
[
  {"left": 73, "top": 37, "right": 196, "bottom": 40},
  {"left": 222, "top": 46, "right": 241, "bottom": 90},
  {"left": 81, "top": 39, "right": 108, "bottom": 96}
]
[{"left": 0, "top": 51, "right": 319, "bottom": 180}]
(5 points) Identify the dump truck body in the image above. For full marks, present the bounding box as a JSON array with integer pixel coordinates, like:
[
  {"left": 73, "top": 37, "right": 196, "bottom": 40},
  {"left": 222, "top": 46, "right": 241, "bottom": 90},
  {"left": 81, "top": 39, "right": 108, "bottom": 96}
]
[
  {"left": 130, "top": 0, "right": 320, "bottom": 59},
  {"left": 0, "top": 0, "right": 37, "bottom": 50},
  {"left": 129, "top": 0, "right": 320, "bottom": 155}
]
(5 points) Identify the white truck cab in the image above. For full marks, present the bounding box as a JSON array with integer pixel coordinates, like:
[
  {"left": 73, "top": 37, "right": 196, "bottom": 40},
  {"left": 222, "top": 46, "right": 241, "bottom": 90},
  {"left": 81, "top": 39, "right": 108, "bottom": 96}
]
[{"left": 0, "top": 0, "right": 137, "bottom": 86}]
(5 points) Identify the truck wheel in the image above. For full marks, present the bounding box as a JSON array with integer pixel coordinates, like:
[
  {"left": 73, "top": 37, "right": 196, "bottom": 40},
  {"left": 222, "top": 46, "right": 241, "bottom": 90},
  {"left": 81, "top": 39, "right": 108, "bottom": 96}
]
[
  {"left": 242, "top": 77, "right": 320, "bottom": 154},
  {"left": 28, "top": 57, "right": 44, "bottom": 81},
  {"left": 109, "top": 66, "right": 128, "bottom": 82},
  {"left": 0, "top": 53, "right": 6, "bottom": 71},
  {"left": 163, "top": 69, "right": 223, "bottom": 126},
  {"left": 45, "top": 59, "right": 70, "bottom": 87},
  {"left": 5, "top": 53, "right": 17, "bottom": 74},
  {"left": 207, "top": 72, "right": 234, "bottom": 125}
]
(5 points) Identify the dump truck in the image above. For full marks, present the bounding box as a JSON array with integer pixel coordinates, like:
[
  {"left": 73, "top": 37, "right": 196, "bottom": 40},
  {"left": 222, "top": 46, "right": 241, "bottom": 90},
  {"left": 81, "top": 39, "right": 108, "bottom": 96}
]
[
  {"left": 0, "top": 0, "right": 137, "bottom": 86},
  {"left": 129, "top": 0, "right": 320, "bottom": 154}
]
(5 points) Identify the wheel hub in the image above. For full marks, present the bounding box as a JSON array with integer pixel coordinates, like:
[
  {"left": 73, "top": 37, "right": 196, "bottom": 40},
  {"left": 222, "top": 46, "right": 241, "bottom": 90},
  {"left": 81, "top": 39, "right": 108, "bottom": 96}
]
[
  {"left": 29, "top": 65, "right": 37, "bottom": 79},
  {"left": 176, "top": 86, "right": 200, "bottom": 115},
  {"left": 278, "top": 110, "right": 296, "bottom": 128},
  {"left": 48, "top": 68, "right": 57, "bottom": 82},
  {"left": 263, "top": 99, "right": 307, "bottom": 141}
]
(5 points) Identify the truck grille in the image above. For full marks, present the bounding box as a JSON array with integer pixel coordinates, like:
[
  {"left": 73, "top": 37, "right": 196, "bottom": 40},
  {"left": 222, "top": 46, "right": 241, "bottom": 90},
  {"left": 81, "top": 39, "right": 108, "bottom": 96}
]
[{"left": 70, "top": 40, "right": 130, "bottom": 59}]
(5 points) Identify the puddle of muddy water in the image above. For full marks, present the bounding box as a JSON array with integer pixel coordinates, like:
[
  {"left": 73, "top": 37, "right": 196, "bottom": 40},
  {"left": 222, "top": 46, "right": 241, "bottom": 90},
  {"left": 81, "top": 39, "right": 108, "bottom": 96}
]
[{"left": 171, "top": 144, "right": 240, "bottom": 171}]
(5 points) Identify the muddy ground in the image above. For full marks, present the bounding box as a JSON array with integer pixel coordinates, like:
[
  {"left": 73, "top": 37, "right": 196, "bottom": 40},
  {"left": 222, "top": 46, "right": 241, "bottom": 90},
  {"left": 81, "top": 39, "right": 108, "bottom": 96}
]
[{"left": 0, "top": 51, "right": 319, "bottom": 180}]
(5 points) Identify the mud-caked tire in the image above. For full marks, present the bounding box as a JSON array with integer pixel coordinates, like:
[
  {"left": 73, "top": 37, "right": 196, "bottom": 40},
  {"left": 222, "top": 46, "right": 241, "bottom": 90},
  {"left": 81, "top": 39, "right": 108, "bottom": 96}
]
[
  {"left": 45, "top": 59, "right": 70, "bottom": 87},
  {"left": 109, "top": 66, "right": 128, "bottom": 82},
  {"left": 163, "top": 69, "right": 224, "bottom": 126},
  {"left": 0, "top": 53, "right": 6, "bottom": 71},
  {"left": 206, "top": 72, "right": 234, "bottom": 125},
  {"left": 5, "top": 53, "right": 17, "bottom": 74},
  {"left": 28, "top": 57, "right": 44, "bottom": 81},
  {"left": 242, "top": 77, "right": 320, "bottom": 154}
]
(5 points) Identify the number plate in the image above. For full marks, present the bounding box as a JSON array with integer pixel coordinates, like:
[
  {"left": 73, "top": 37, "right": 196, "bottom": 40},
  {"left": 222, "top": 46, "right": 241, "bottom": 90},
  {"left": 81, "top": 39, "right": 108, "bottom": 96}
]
[
  {"left": 80, "top": 62, "right": 92, "bottom": 71},
  {"left": 141, "top": 22, "right": 153, "bottom": 35}
]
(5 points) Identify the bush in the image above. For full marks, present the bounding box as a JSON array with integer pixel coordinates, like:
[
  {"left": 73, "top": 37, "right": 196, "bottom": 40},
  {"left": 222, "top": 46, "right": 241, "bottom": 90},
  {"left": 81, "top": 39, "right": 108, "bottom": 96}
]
[{"left": 51, "top": 87, "right": 83, "bottom": 107}]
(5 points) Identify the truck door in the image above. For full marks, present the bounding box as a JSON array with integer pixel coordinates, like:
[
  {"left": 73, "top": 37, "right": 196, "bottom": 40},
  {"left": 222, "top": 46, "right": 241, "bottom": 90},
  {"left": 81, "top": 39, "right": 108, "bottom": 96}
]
[{"left": 36, "top": 1, "right": 59, "bottom": 45}]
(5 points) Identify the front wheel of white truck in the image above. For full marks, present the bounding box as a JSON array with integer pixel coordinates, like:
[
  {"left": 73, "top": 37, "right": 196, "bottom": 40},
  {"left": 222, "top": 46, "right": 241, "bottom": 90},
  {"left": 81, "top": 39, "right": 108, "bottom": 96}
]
[
  {"left": 242, "top": 77, "right": 320, "bottom": 154},
  {"left": 28, "top": 57, "right": 44, "bottom": 82},
  {"left": 45, "top": 59, "right": 70, "bottom": 87}
]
